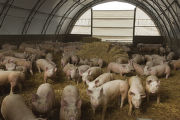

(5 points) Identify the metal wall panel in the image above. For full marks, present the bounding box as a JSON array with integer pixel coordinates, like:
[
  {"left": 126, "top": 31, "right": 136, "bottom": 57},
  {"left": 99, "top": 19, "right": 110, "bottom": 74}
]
[
  {"left": 135, "top": 7, "right": 160, "bottom": 36},
  {"left": 93, "top": 28, "right": 133, "bottom": 36},
  {"left": 93, "top": 10, "right": 134, "bottom": 18},
  {"left": 93, "top": 10, "right": 134, "bottom": 42},
  {"left": 93, "top": 19, "right": 134, "bottom": 27}
]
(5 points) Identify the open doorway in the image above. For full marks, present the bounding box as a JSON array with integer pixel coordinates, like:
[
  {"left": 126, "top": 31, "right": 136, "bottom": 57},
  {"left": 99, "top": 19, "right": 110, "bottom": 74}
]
[{"left": 71, "top": 1, "right": 160, "bottom": 43}]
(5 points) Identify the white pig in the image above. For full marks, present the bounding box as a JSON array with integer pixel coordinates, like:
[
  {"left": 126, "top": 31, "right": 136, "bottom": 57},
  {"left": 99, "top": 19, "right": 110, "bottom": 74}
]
[
  {"left": 145, "top": 75, "right": 160, "bottom": 104},
  {"left": 87, "top": 80, "right": 129, "bottom": 120},
  {"left": 128, "top": 76, "right": 146, "bottom": 116},
  {"left": 60, "top": 85, "right": 82, "bottom": 120},
  {"left": 32, "top": 83, "right": 55, "bottom": 114},
  {"left": 107, "top": 62, "right": 134, "bottom": 76},
  {"left": 0, "top": 71, "right": 25, "bottom": 94},
  {"left": 78, "top": 65, "right": 90, "bottom": 76},
  {"left": 87, "top": 73, "right": 114, "bottom": 90},
  {"left": 82, "top": 67, "right": 102, "bottom": 84},
  {"left": 36, "top": 59, "right": 57, "bottom": 83},
  {"left": 1, "top": 94, "right": 46, "bottom": 120}
]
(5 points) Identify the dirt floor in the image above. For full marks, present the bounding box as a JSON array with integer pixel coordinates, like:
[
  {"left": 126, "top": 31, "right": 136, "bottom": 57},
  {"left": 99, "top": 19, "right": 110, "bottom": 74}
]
[{"left": 0, "top": 42, "right": 180, "bottom": 120}]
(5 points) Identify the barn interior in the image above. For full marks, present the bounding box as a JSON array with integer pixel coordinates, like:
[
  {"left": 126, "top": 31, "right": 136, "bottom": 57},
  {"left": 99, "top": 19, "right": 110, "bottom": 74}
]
[{"left": 0, "top": 0, "right": 180, "bottom": 120}]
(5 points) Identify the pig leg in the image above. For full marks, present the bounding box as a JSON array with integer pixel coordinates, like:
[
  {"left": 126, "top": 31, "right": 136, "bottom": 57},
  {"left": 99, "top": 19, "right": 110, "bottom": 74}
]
[
  {"left": 37, "top": 65, "right": 41, "bottom": 73},
  {"left": 147, "top": 92, "right": 150, "bottom": 103},
  {"left": 165, "top": 73, "right": 169, "bottom": 79},
  {"left": 44, "top": 73, "right": 47, "bottom": 83},
  {"left": 102, "top": 104, "right": 107, "bottom": 120},
  {"left": 17, "top": 83, "right": 22, "bottom": 92},
  {"left": 157, "top": 93, "right": 160, "bottom": 104},
  {"left": 30, "top": 69, "right": 33, "bottom": 75},
  {"left": 128, "top": 95, "right": 133, "bottom": 116},
  {"left": 120, "top": 94, "right": 126, "bottom": 108}
]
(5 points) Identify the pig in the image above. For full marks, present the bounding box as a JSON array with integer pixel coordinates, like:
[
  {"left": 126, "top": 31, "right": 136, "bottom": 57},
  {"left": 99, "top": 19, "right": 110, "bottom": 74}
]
[
  {"left": 70, "top": 67, "right": 81, "bottom": 84},
  {"left": 1, "top": 94, "right": 46, "bottom": 120},
  {"left": 90, "top": 58, "right": 104, "bottom": 68},
  {"left": 144, "top": 55, "right": 153, "bottom": 62},
  {"left": 87, "top": 73, "right": 114, "bottom": 90},
  {"left": 167, "top": 52, "right": 175, "bottom": 61},
  {"left": 5, "top": 62, "right": 16, "bottom": 71},
  {"left": 46, "top": 53, "right": 53, "bottom": 61},
  {"left": 132, "top": 54, "right": 145, "bottom": 64},
  {"left": 87, "top": 80, "right": 129, "bottom": 120},
  {"left": 32, "top": 83, "right": 55, "bottom": 114},
  {"left": 82, "top": 67, "right": 102, "bottom": 84},
  {"left": 0, "top": 71, "right": 25, "bottom": 94},
  {"left": 36, "top": 59, "right": 57, "bottom": 83},
  {"left": 144, "top": 63, "right": 171, "bottom": 79},
  {"left": 63, "top": 63, "right": 76, "bottom": 80},
  {"left": 128, "top": 76, "right": 146, "bottom": 116},
  {"left": 25, "top": 47, "right": 46, "bottom": 58},
  {"left": 2, "top": 43, "right": 17, "bottom": 50},
  {"left": 14, "top": 52, "right": 29, "bottom": 59},
  {"left": 131, "top": 60, "right": 144, "bottom": 76},
  {"left": 3, "top": 56, "right": 33, "bottom": 75},
  {"left": 145, "top": 75, "right": 160, "bottom": 104},
  {"left": 116, "top": 57, "right": 128, "bottom": 64},
  {"left": 19, "top": 42, "right": 38, "bottom": 51},
  {"left": 122, "top": 45, "right": 131, "bottom": 52},
  {"left": 78, "top": 65, "right": 90, "bottom": 76},
  {"left": 146, "top": 61, "right": 154, "bottom": 68},
  {"left": 170, "top": 59, "right": 180, "bottom": 70},
  {"left": 159, "top": 47, "right": 166, "bottom": 56},
  {"left": 107, "top": 62, "right": 134, "bottom": 76},
  {"left": 79, "top": 58, "right": 89, "bottom": 65},
  {"left": 61, "top": 55, "right": 71, "bottom": 67},
  {"left": 165, "top": 45, "right": 171, "bottom": 53},
  {"left": 60, "top": 85, "right": 82, "bottom": 120},
  {"left": 70, "top": 55, "right": 79, "bottom": 66},
  {"left": 16, "top": 65, "right": 27, "bottom": 73}
]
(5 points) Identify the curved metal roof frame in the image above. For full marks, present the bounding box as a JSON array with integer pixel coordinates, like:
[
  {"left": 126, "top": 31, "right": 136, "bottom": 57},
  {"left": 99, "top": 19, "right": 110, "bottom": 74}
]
[
  {"left": 66, "top": 0, "right": 167, "bottom": 36},
  {"left": 0, "top": 0, "right": 179, "bottom": 46},
  {"left": 64, "top": 0, "right": 179, "bottom": 46}
]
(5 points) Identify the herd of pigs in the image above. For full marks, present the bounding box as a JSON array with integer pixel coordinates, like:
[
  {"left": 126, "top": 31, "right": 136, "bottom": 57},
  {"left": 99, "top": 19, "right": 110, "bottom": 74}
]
[{"left": 0, "top": 41, "right": 180, "bottom": 120}]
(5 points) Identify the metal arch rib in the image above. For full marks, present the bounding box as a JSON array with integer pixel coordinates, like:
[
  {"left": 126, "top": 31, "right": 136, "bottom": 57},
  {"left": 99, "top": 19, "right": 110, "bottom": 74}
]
[
  {"left": 41, "top": 0, "right": 67, "bottom": 34},
  {"left": 152, "top": 0, "right": 177, "bottom": 39},
  {"left": 0, "top": 0, "right": 14, "bottom": 28},
  {"left": 141, "top": 0, "right": 172, "bottom": 43},
  {"left": 55, "top": 0, "right": 86, "bottom": 34},
  {"left": 65, "top": 0, "right": 167, "bottom": 39},
  {"left": 22, "top": 0, "right": 47, "bottom": 34},
  {"left": 161, "top": 0, "right": 180, "bottom": 32}
]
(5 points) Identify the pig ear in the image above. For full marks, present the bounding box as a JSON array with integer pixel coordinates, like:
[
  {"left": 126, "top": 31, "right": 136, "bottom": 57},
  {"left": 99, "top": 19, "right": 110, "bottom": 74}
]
[
  {"left": 141, "top": 94, "right": 146, "bottom": 98},
  {"left": 87, "top": 89, "right": 92, "bottom": 95},
  {"left": 88, "top": 70, "right": 91, "bottom": 75},
  {"left": 147, "top": 80, "right": 152, "bottom": 84},
  {"left": 32, "top": 94, "right": 39, "bottom": 102},
  {"left": 95, "top": 80, "right": 99, "bottom": 87},
  {"left": 61, "top": 99, "right": 68, "bottom": 107},
  {"left": 77, "top": 99, "right": 82, "bottom": 109},
  {"left": 129, "top": 91, "right": 135, "bottom": 96}
]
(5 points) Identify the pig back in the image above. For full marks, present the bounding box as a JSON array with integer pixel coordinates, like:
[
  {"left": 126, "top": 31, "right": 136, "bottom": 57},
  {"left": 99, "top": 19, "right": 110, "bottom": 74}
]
[
  {"left": 1, "top": 94, "right": 36, "bottom": 120},
  {"left": 36, "top": 59, "right": 54, "bottom": 70},
  {"left": 62, "top": 85, "right": 80, "bottom": 103},
  {"left": 129, "top": 76, "right": 145, "bottom": 95},
  {"left": 101, "top": 80, "right": 128, "bottom": 100}
]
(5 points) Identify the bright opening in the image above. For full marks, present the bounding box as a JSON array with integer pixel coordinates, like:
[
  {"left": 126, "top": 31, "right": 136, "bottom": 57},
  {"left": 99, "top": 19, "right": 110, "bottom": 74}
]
[{"left": 71, "top": 1, "right": 160, "bottom": 43}]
